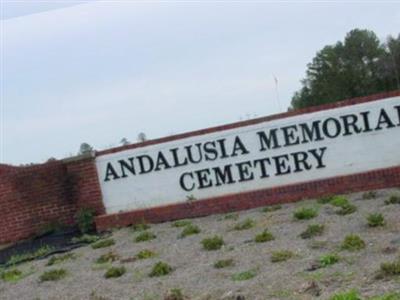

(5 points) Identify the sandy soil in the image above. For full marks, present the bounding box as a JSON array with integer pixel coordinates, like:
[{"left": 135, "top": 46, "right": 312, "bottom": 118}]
[{"left": 1, "top": 187, "right": 400, "bottom": 300}]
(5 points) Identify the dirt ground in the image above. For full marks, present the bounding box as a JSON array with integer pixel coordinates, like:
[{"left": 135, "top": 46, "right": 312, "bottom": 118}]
[{"left": 1, "top": 187, "right": 400, "bottom": 300}]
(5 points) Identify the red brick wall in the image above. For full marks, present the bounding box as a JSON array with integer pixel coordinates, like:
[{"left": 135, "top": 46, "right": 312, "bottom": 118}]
[{"left": 0, "top": 157, "right": 105, "bottom": 244}]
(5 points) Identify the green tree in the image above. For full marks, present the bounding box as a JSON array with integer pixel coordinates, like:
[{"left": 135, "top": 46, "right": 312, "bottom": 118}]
[
  {"left": 290, "top": 29, "right": 400, "bottom": 110},
  {"left": 78, "top": 142, "right": 93, "bottom": 155}
]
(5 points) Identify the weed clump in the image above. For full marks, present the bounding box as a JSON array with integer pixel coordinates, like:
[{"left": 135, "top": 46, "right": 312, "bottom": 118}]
[
  {"left": 299, "top": 224, "right": 325, "bottom": 239},
  {"left": 96, "top": 251, "right": 120, "bottom": 264},
  {"left": 270, "top": 250, "right": 294, "bottom": 263},
  {"left": 1, "top": 269, "right": 22, "bottom": 282},
  {"left": 136, "top": 249, "right": 156, "bottom": 260},
  {"left": 165, "top": 288, "right": 185, "bottom": 300},
  {"left": 201, "top": 236, "right": 224, "bottom": 251},
  {"left": 179, "top": 224, "right": 200, "bottom": 238},
  {"left": 362, "top": 191, "right": 377, "bottom": 200},
  {"left": 317, "top": 195, "right": 334, "bottom": 204},
  {"left": 223, "top": 213, "right": 239, "bottom": 220},
  {"left": 261, "top": 205, "right": 282, "bottom": 212},
  {"left": 91, "top": 238, "right": 115, "bottom": 249},
  {"left": 329, "top": 290, "right": 361, "bottom": 300},
  {"left": 367, "top": 213, "right": 385, "bottom": 227},
  {"left": 294, "top": 207, "right": 318, "bottom": 220},
  {"left": 376, "top": 259, "right": 400, "bottom": 279},
  {"left": 47, "top": 253, "right": 76, "bottom": 266},
  {"left": 330, "top": 196, "right": 350, "bottom": 207},
  {"left": 319, "top": 254, "right": 340, "bottom": 267},
  {"left": 231, "top": 269, "right": 257, "bottom": 281},
  {"left": 385, "top": 195, "right": 400, "bottom": 205},
  {"left": 254, "top": 229, "right": 275, "bottom": 243},
  {"left": 131, "top": 223, "right": 150, "bottom": 232},
  {"left": 72, "top": 234, "right": 100, "bottom": 244},
  {"left": 135, "top": 231, "right": 156, "bottom": 242},
  {"left": 336, "top": 204, "right": 357, "bottom": 215},
  {"left": 104, "top": 266, "right": 126, "bottom": 278},
  {"left": 149, "top": 261, "right": 173, "bottom": 277},
  {"left": 75, "top": 208, "right": 95, "bottom": 233},
  {"left": 213, "top": 259, "right": 234, "bottom": 269},
  {"left": 341, "top": 235, "right": 366, "bottom": 251},
  {"left": 40, "top": 269, "right": 67, "bottom": 282},
  {"left": 233, "top": 218, "right": 255, "bottom": 230},
  {"left": 172, "top": 220, "right": 192, "bottom": 227},
  {"left": 7, "top": 245, "right": 54, "bottom": 266}
]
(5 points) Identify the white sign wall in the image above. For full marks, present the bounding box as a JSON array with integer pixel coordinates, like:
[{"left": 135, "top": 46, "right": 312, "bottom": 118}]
[{"left": 96, "top": 96, "right": 400, "bottom": 214}]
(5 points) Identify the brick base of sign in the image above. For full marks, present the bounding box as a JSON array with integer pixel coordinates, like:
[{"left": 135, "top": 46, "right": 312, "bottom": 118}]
[{"left": 95, "top": 166, "right": 400, "bottom": 230}]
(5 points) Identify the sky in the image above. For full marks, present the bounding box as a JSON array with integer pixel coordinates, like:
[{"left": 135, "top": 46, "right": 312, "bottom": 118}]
[{"left": 1, "top": 1, "right": 399, "bottom": 165}]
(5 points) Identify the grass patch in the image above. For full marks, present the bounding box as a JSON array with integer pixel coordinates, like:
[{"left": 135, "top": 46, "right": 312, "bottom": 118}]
[
  {"left": 336, "top": 204, "right": 357, "bottom": 215},
  {"left": 231, "top": 269, "right": 257, "bottom": 281},
  {"left": 149, "top": 261, "right": 173, "bottom": 277},
  {"left": 233, "top": 218, "right": 255, "bottom": 230},
  {"left": 172, "top": 220, "right": 192, "bottom": 227},
  {"left": 293, "top": 207, "right": 318, "bottom": 220},
  {"left": 135, "top": 231, "right": 156, "bottom": 242},
  {"left": 317, "top": 195, "right": 334, "bottom": 204},
  {"left": 39, "top": 269, "right": 67, "bottom": 282},
  {"left": 330, "top": 196, "right": 350, "bottom": 207},
  {"left": 71, "top": 234, "right": 100, "bottom": 244},
  {"left": 367, "top": 213, "right": 385, "bottom": 227},
  {"left": 7, "top": 245, "right": 54, "bottom": 266},
  {"left": 270, "top": 250, "right": 294, "bottom": 263},
  {"left": 201, "top": 236, "right": 224, "bottom": 251},
  {"left": 136, "top": 249, "right": 156, "bottom": 260},
  {"left": 131, "top": 223, "right": 150, "bottom": 232},
  {"left": 223, "top": 213, "right": 239, "bottom": 220},
  {"left": 96, "top": 251, "right": 120, "bottom": 264},
  {"left": 362, "top": 191, "right": 377, "bottom": 200},
  {"left": 376, "top": 259, "right": 400, "bottom": 278},
  {"left": 299, "top": 224, "right": 325, "bottom": 239},
  {"left": 91, "top": 238, "right": 115, "bottom": 249},
  {"left": 104, "top": 266, "right": 126, "bottom": 278},
  {"left": 47, "top": 253, "right": 76, "bottom": 266},
  {"left": 254, "top": 229, "right": 275, "bottom": 243},
  {"left": 319, "top": 253, "right": 340, "bottom": 267},
  {"left": 329, "top": 290, "right": 361, "bottom": 300},
  {"left": 341, "top": 235, "right": 366, "bottom": 251},
  {"left": 213, "top": 259, "right": 234, "bottom": 269},
  {"left": 1, "top": 269, "right": 23, "bottom": 282},
  {"left": 385, "top": 195, "right": 400, "bottom": 205},
  {"left": 179, "top": 224, "right": 201, "bottom": 238},
  {"left": 165, "top": 288, "right": 185, "bottom": 300},
  {"left": 261, "top": 205, "right": 282, "bottom": 212}
]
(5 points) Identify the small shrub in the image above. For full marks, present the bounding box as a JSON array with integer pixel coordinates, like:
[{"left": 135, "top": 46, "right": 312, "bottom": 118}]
[
  {"left": 223, "top": 213, "right": 239, "bottom": 220},
  {"left": 75, "top": 208, "right": 95, "bottom": 234},
  {"left": 91, "top": 238, "right": 115, "bottom": 249},
  {"left": 201, "top": 236, "right": 224, "bottom": 251},
  {"left": 104, "top": 266, "right": 126, "bottom": 278},
  {"left": 72, "top": 234, "right": 100, "bottom": 244},
  {"left": 330, "top": 196, "right": 350, "bottom": 207},
  {"left": 336, "top": 204, "right": 357, "bottom": 215},
  {"left": 47, "top": 253, "right": 76, "bottom": 266},
  {"left": 319, "top": 254, "right": 340, "bottom": 267},
  {"left": 384, "top": 195, "right": 400, "bottom": 205},
  {"left": 377, "top": 259, "right": 400, "bottom": 278},
  {"left": 329, "top": 290, "right": 361, "bottom": 300},
  {"left": 294, "top": 207, "right": 318, "bottom": 220},
  {"left": 131, "top": 223, "right": 150, "bottom": 232},
  {"left": 1, "top": 269, "right": 23, "bottom": 282},
  {"left": 270, "top": 250, "right": 294, "bottom": 263},
  {"left": 40, "top": 269, "right": 67, "bottom": 282},
  {"left": 367, "top": 213, "right": 385, "bottom": 227},
  {"left": 362, "top": 191, "right": 377, "bottom": 200},
  {"left": 165, "top": 288, "right": 185, "bottom": 300},
  {"left": 299, "top": 224, "right": 325, "bottom": 239},
  {"left": 172, "top": 220, "right": 192, "bottom": 227},
  {"left": 317, "top": 195, "right": 334, "bottom": 204},
  {"left": 213, "top": 259, "right": 234, "bottom": 269},
  {"left": 341, "top": 235, "right": 366, "bottom": 251},
  {"left": 135, "top": 231, "right": 156, "bottom": 242},
  {"left": 231, "top": 269, "right": 257, "bottom": 281},
  {"left": 179, "top": 224, "right": 200, "bottom": 238},
  {"left": 137, "top": 249, "right": 156, "bottom": 260},
  {"left": 262, "top": 205, "right": 282, "bottom": 212},
  {"left": 254, "top": 229, "right": 275, "bottom": 243},
  {"left": 149, "top": 261, "right": 173, "bottom": 277},
  {"left": 233, "top": 218, "right": 255, "bottom": 230},
  {"left": 96, "top": 251, "right": 120, "bottom": 264}
]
